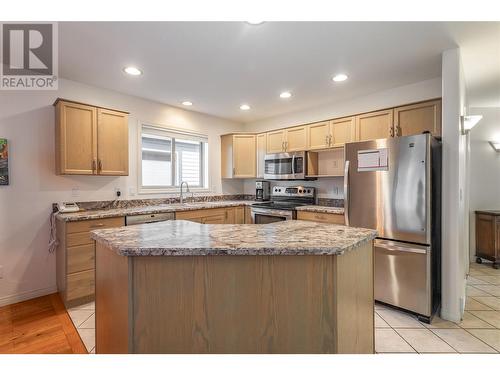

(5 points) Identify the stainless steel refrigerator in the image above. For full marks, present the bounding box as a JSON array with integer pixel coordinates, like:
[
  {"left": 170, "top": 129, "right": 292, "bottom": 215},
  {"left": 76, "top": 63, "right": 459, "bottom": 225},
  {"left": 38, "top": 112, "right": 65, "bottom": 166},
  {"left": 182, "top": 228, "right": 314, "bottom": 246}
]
[{"left": 344, "top": 133, "right": 441, "bottom": 322}]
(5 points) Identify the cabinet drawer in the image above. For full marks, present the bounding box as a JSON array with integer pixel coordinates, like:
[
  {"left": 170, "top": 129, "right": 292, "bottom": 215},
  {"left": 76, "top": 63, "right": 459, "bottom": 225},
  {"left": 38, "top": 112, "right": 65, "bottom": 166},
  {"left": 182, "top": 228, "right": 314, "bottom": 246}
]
[
  {"left": 297, "top": 211, "right": 345, "bottom": 224},
  {"left": 67, "top": 243, "right": 95, "bottom": 273},
  {"left": 67, "top": 231, "right": 93, "bottom": 246},
  {"left": 67, "top": 217, "right": 125, "bottom": 234},
  {"left": 67, "top": 269, "right": 94, "bottom": 301},
  {"left": 202, "top": 214, "right": 227, "bottom": 224},
  {"left": 176, "top": 208, "right": 226, "bottom": 221}
]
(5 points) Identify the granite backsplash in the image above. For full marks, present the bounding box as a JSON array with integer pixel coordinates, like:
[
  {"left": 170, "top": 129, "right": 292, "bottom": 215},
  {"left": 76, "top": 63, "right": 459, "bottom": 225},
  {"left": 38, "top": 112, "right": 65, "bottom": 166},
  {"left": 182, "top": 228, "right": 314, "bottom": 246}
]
[
  {"left": 53, "top": 194, "right": 344, "bottom": 213},
  {"left": 317, "top": 198, "right": 344, "bottom": 208}
]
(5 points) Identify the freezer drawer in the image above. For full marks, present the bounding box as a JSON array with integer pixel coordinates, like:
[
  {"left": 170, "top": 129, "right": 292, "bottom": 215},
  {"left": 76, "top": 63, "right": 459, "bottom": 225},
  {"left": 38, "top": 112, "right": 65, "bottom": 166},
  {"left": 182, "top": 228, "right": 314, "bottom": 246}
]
[{"left": 374, "top": 239, "right": 431, "bottom": 317}]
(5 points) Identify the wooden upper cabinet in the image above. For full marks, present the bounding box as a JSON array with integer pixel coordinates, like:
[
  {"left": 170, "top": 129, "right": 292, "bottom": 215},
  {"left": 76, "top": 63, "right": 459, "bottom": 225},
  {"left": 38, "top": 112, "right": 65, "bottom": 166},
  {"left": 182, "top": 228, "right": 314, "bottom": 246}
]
[
  {"left": 54, "top": 99, "right": 129, "bottom": 176},
  {"left": 308, "top": 121, "right": 330, "bottom": 150},
  {"left": 55, "top": 101, "right": 97, "bottom": 175},
  {"left": 221, "top": 134, "right": 256, "bottom": 178},
  {"left": 266, "top": 130, "right": 286, "bottom": 154},
  {"left": 285, "top": 125, "right": 308, "bottom": 152},
  {"left": 331, "top": 116, "right": 355, "bottom": 147},
  {"left": 97, "top": 109, "right": 129, "bottom": 176},
  {"left": 393, "top": 99, "right": 442, "bottom": 137},
  {"left": 256, "top": 133, "right": 266, "bottom": 178},
  {"left": 355, "top": 109, "right": 394, "bottom": 142}
]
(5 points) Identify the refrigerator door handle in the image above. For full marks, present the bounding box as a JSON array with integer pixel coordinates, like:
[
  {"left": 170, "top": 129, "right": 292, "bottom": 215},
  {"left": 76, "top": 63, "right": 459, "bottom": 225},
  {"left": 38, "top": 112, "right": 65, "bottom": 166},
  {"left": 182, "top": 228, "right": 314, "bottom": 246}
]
[
  {"left": 374, "top": 239, "right": 428, "bottom": 254},
  {"left": 344, "top": 160, "right": 350, "bottom": 226}
]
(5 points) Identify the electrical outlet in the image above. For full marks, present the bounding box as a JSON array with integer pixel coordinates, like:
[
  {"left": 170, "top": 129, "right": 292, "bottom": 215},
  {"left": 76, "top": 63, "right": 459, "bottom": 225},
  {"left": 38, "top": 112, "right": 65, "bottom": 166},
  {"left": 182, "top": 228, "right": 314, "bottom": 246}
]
[
  {"left": 114, "top": 187, "right": 122, "bottom": 198},
  {"left": 71, "top": 187, "right": 80, "bottom": 198}
]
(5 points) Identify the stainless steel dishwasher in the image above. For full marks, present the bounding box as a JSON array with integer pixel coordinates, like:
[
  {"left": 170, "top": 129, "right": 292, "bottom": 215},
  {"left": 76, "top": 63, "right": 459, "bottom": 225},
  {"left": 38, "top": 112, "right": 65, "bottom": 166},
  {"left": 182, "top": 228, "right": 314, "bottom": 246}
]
[{"left": 125, "top": 212, "right": 175, "bottom": 225}]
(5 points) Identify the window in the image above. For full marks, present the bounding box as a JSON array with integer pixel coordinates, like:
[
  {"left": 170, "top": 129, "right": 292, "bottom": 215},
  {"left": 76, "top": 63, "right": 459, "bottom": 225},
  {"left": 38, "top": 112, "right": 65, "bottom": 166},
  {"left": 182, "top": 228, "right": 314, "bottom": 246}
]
[{"left": 140, "top": 124, "right": 209, "bottom": 191}]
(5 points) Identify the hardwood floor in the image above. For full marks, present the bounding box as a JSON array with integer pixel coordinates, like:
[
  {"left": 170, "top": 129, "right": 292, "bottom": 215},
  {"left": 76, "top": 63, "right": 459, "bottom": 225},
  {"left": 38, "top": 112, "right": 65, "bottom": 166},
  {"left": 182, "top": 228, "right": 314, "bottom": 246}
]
[{"left": 0, "top": 293, "right": 87, "bottom": 354}]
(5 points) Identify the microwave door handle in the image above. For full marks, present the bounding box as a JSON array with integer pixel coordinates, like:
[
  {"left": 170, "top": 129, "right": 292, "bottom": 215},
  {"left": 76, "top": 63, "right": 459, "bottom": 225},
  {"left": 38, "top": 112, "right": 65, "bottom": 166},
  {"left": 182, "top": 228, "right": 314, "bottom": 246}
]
[
  {"left": 292, "top": 155, "right": 296, "bottom": 176},
  {"left": 344, "top": 160, "right": 350, "bottom": 226}
]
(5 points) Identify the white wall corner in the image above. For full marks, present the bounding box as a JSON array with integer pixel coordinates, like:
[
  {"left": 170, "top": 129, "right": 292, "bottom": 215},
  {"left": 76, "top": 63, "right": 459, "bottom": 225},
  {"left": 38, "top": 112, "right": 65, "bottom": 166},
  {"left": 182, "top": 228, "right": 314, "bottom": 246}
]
[{"left": 440, "top": 48, "right": 468, "bottom": 323}]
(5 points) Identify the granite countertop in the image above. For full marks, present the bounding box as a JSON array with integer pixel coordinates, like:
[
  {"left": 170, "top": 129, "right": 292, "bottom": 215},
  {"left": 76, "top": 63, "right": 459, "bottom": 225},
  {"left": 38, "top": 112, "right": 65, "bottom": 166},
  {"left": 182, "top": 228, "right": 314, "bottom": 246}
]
[
  {"left": 91, "top": 220, "right": 377, "bottom": 257},
  {"left": 57, "top": 200, "right": 256, "bottom": 222},
  {"left": 296, "top": 205, "right": 345, "bottom": 215}
]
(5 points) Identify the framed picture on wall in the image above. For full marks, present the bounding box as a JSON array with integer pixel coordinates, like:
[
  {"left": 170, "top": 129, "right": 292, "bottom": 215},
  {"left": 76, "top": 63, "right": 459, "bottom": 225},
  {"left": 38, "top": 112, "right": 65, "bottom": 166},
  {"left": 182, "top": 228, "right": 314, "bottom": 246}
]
[{"left": 0, "top": 138, "right": 9, "bottom": 185}]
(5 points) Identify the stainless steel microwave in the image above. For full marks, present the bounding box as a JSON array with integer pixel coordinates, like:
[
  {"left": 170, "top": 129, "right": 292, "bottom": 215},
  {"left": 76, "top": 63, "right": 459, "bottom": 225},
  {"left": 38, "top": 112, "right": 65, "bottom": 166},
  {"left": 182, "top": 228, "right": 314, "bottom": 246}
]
[{"left": 264, "top": 152, "right": 309, "bottom": 180}]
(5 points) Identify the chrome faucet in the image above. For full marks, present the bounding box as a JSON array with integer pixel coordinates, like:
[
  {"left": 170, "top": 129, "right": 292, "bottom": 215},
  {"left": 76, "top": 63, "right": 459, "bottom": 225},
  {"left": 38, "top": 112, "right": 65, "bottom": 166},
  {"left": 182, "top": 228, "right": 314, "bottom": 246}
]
[{"left": 180, "top": 181, "right": 191, "bottom": 204}]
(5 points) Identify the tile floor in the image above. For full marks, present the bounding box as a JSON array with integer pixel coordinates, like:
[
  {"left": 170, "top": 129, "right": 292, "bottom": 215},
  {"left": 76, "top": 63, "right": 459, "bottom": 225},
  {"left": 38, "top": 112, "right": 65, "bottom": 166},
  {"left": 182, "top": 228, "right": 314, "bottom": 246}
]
[
  {"left": 67, "top": 301, "right": 95, "bottom": 354},
  {"left": 376, "top": 261, "right": 500, "bottom": 354},
  {"left": 67, "top": 262, "right": 500, "bottom": 354}
]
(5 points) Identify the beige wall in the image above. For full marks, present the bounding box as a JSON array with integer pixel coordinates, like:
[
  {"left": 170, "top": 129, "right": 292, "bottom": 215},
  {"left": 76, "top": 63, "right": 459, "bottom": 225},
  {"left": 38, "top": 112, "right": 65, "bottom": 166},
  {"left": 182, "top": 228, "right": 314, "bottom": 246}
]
[{"left": 0, "top": 78, "right": 244, "bottom": 306}]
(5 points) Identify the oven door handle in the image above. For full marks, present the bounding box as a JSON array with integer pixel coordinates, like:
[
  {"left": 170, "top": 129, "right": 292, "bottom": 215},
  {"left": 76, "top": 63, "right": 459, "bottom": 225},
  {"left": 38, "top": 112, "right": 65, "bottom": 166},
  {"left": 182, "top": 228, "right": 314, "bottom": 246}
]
[{"left": 251, "top": 208, "right": 294, "bottom": 220}]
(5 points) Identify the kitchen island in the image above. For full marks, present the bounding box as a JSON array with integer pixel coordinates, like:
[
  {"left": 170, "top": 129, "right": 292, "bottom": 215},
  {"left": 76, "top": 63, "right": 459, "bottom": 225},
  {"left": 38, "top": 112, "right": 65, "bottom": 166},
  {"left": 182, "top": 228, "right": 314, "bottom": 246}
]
[{"left": 91, "top": 220, "right": 377, "bottom": 354}]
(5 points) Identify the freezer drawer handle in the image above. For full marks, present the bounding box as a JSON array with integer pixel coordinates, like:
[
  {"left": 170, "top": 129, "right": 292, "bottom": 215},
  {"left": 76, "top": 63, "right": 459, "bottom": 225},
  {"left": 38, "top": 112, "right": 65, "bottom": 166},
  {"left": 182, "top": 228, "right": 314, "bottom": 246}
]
[{"left": 375, "top": 240, "right": 428, "bottom": 254}]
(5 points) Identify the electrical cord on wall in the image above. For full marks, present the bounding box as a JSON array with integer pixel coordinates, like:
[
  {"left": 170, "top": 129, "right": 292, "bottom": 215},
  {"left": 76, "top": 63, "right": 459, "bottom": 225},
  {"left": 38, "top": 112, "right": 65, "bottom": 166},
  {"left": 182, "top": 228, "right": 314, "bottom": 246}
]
[{"left": 48, "top": 211, "right": 59, "bottom": 253}]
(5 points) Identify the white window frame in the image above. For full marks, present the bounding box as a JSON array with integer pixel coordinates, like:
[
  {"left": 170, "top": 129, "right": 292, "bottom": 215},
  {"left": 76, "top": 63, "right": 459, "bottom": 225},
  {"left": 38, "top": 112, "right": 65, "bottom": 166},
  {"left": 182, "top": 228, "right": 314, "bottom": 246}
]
[{"left": 138, "top": 122, "right": 210, "bottom": 194}]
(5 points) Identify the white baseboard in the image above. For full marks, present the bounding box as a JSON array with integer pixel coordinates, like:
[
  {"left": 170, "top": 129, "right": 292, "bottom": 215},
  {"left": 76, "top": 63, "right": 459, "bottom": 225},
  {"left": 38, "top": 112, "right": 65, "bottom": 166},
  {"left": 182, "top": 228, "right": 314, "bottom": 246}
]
[
  {"left": 440, "top": 307, "right": 462, "bottom": 323},
  {"left": 0, "top": 285, "right": 58, "bottom": 307}
]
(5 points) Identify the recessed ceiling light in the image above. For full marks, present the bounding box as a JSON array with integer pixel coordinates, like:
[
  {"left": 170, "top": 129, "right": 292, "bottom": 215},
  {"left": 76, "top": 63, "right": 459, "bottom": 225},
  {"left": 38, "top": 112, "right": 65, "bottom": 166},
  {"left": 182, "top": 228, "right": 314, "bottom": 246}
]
[
  {"left": 182, "top": 101, "right": 193, "bottom": 106},
  {"left": 332, "top": 74, "right": 348, "bottom": 82},
  {"left": 246, "top": 21, "right": 264, "bottom": 25},
  {"left": 280, "top": 91, "right": 292, "bottom": 99},
  {"left": 123, "top": 66, "right": 142, "bottom": 76},
  {"left": 240, "top": 104, "right": 250, "bottom": 111}
]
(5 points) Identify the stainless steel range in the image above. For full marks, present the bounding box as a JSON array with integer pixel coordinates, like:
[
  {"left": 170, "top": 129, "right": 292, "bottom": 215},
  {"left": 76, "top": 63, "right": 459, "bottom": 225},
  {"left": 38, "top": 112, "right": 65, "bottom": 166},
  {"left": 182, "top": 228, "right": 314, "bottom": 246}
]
[{"left": 251, "top": 185, "right": 316, "bottom": 223}]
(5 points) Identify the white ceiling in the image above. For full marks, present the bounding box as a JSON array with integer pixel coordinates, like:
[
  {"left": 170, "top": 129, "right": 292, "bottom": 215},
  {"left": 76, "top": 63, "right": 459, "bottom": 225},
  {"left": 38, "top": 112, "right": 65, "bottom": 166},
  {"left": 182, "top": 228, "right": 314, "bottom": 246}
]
[{"left": 59, "top": 22, "right": 500, "bottom": 122}]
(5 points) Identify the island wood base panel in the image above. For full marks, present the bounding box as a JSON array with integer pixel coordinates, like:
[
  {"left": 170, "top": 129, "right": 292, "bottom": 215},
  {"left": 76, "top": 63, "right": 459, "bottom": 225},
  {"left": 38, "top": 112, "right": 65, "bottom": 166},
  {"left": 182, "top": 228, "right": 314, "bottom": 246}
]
[{"left": 95, "top": 242, "right": 374, "bottom": 354}]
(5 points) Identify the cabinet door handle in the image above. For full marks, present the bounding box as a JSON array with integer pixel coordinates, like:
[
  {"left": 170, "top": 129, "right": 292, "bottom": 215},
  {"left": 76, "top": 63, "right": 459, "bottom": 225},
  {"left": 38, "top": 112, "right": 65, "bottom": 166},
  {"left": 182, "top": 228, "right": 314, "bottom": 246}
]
[
  {"left": 233, "top": 167, "right": 236, "bottom": 176},
  {"left": 285, "top": 141, "right": 288, "bottom": 151},
  {"left": 92, "top": 159, "right": 97, "bottom": 172},
  {"left": 89, "top": 223, "right": 105, "bottom": 228},
  {"left": 98, "top": 159, "right": 103, "bottom": 171},
  {"left": 390, "top": 127, "right": 395, "bottom": 137},
  {"left": 325, "top": 135, "right": 329, "bottom": 146},
  {"left": 329, "top": 134, "right": 333, "bottom": 146}
]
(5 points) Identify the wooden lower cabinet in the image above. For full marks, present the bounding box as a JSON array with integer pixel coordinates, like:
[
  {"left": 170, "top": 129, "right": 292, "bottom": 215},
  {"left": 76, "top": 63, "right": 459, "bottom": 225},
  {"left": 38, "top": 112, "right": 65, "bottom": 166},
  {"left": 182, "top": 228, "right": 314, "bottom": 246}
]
[
  {"left": 176, "top": 206, "right": 248, "bottom": 224},
  {"left": 234, "top": 206, "right": 245, "bottom": 224},
  {"left": 245, "top": 206, "right": 253, "bottom": 224},
  {"left": 475, "top": 211, "right": 500, "bottom": 268},
  {"left": 56, "top": 216, "right": 125, "bottom": 307},
  {"left": 297, "top": 211, "right": 345, "bottom": 225}
]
